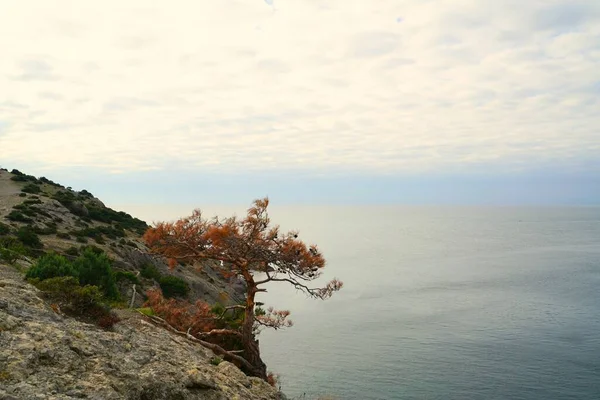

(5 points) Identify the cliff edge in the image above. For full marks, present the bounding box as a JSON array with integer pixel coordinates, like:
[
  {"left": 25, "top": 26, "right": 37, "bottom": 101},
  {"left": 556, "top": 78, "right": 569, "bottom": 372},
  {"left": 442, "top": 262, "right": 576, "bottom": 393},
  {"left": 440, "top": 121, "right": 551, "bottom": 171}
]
[{"left": 0, "top": 263, "right": 282, "bottom": 400}]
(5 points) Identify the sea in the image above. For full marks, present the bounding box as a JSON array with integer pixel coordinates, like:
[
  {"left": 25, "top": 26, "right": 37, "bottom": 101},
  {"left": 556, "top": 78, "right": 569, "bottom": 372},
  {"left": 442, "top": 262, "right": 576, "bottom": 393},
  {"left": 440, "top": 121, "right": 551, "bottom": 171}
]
[{"left": 127, "top": 204, "right": 600, "bottom": 400}]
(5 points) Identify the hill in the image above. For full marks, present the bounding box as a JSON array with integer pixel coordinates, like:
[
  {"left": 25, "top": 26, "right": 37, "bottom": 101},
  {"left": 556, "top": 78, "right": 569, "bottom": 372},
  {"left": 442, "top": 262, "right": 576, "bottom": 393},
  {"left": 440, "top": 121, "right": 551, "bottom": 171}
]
[
  {"left": 0, "top": 168, "right": 245, "bottom": 307},
  {"left": 0, "top": 167, "right": 284, "bottom": 399}
]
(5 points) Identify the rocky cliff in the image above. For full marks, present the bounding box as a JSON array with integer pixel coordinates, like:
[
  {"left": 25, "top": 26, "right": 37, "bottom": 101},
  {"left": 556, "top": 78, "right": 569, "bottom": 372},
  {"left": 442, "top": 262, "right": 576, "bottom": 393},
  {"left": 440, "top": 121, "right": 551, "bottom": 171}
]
[
  {"left": 0, "top": 263, "right": 281, "bottom": 399},
  {"left": 0, "top": 168, "right": 285, "bottom": 399}
]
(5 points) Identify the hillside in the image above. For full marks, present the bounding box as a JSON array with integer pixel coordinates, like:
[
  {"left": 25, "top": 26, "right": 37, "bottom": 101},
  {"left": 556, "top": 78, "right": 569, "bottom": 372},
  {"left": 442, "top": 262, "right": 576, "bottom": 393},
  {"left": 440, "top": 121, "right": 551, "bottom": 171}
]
[
  {"left": 0, "top": 168, "right": 284, "bottom": 399},
  {"left": 0, "top": 263, "right": 280, "bottom": 399},
  {"left": 0, "top": 168, "right": 245, "bottom": 306}
]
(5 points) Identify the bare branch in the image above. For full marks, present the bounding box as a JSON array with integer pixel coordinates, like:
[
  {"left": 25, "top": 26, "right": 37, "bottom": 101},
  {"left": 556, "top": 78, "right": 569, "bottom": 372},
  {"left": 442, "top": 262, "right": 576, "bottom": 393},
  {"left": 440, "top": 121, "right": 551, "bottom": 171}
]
[{"left": 139, "top": 312, "right": 258, "bottom": 375}]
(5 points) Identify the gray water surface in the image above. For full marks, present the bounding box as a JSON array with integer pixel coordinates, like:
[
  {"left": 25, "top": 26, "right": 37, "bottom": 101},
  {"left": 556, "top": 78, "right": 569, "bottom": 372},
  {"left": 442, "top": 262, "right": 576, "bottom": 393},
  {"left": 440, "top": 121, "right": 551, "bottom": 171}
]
[{"left": 257, "top": 206, "right": 600, "bottom": 399}]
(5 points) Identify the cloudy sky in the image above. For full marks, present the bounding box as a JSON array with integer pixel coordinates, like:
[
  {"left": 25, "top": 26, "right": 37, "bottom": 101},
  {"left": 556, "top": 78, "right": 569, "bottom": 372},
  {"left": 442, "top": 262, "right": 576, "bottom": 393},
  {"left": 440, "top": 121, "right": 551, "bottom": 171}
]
[{"left": 1, "top": 0, "right": 599, "bottom": 205}]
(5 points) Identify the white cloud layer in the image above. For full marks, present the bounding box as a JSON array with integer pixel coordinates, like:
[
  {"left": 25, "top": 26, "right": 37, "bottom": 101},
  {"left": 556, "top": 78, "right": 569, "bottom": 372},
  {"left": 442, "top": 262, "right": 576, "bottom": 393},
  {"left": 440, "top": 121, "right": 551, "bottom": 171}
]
[{"left": 1, "top": 0, "right": 599, "bottom": 174}]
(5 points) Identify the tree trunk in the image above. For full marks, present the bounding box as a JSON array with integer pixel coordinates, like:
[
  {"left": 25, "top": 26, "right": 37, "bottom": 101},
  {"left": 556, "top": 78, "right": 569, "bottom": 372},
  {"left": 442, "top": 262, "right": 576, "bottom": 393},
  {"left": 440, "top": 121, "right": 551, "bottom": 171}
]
[{"left": 241, "top": 272, "right": 268, "bottom": 380}]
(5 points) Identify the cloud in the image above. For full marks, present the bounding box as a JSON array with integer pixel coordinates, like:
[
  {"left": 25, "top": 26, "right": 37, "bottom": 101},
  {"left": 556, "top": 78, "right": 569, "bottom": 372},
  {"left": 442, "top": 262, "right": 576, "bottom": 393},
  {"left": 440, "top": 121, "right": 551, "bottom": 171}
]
[
  {"left": 11, "top": 58, "right": 59, "bottom": 81},
  {"left": 0, "top": 0, "right": 598, "bottom": 177},
  {"left": 348, "top": 31, "right": 400, "bottom": 58}
]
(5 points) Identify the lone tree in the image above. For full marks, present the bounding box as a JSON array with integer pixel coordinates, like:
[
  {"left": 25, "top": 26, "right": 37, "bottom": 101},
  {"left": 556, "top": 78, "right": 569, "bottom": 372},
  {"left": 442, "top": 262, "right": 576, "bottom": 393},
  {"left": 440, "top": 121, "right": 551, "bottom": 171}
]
[{"left": 143, "top": 198, "right": 342, "bottom": 380}]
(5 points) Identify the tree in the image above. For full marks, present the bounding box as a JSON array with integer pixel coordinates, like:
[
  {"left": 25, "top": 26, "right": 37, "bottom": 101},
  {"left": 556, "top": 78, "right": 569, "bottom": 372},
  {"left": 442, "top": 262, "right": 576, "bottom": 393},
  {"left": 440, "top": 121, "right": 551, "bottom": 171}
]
[{"left": 143, "top": 197, "right": 342, "bottom": 379}]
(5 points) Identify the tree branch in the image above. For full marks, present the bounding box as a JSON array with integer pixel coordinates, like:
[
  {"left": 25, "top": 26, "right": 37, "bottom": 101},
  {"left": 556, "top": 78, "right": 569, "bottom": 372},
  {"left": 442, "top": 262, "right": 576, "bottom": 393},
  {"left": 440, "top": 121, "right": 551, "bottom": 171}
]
[{"left": 139, "top": 312, "right": 258, "bottom": 374}]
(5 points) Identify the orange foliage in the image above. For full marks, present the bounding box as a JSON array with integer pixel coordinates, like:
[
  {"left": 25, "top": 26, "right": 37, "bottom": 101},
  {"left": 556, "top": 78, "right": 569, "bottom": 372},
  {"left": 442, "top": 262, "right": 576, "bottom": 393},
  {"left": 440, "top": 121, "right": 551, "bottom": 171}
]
[
  {"left": 267, "top": 372, "right": 279, "bottom": 387},
  {"left": 143, "top": 197, "right": 343, "bottom": 300},
  {"left": 145, "top": 288, "right": 215, "bottom": 336},
  {"left": 143, "top": 198, "right": 343, "bottom": 380}
]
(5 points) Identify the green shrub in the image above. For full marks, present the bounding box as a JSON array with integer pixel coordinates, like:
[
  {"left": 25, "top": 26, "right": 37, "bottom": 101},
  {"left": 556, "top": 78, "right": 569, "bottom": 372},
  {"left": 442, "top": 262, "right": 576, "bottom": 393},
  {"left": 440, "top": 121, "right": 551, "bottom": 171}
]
[
  {"left": 38, "top": 176, "right": 61, "bottom": 187},
  {"left": 33, "top": 223, "right": 57, "bottom": 235},
  {"left": 6, "top": 210, "right": 32, "bottom": 223},
  {"left": 76, "top": 236, "right": 88, "bottom": 243},
  {"left": 85, "top": 205, "right": 147, "bottom": 234},
  {"left": 79, "top": 189, "right": 94, "bottom": 198},
  {"left": 74, "top": 249, "right": 119, "bottom": 299},
  {"left": 23, "top": 198, "right": 42, "bottom": 205},
  {"left": 81, "top": 245, "right": 104, "bottom": 255},
  {"left": 65, "top": 246, "right": 79, "bottom": 256},
  {"left": 17, "top": 226, "right": 43, "bottom": 248},
  {"left": 140, "top": 263, "right": 162, "bottom": 281},
  {"left": 21, "top": 183, "right": 41, "bottom": 194},
  {"left": 0, "top": 237, "right": 26, "bottom": 264},
  {"left": 115, "top": 270, "right": 140, "bottom": 284},
  {"left": 210, "top": 356, "right": 223, "bottom": 366},
  {"left": 10, "top": 171, "right": 38, "bottom": 183},
  {"left": 212, "top": 302, "right": 244, "bottom": 330},
  {"left": 0, "top": 222, "right": 10, "bottom": 236},
  {"left": 18, "top": 193, "right": 27, "bottom": 197},
  {"left": 72, "top": 225, "right": 125, "bottom": 240},
  {"left": 57, "top": 232, "right": 71, "bottom": 239},
  {"left": 26, "top": 253, "right": 78, "bottom": 280},
  {"left": 159, "top": 275, "right": 190, "bottom": 298},
  {"left": 12, "top": 204, "right": 37, "bottom": 217},
  {"left": 32, "top": 276, "right": 119, "bottom": 328}
]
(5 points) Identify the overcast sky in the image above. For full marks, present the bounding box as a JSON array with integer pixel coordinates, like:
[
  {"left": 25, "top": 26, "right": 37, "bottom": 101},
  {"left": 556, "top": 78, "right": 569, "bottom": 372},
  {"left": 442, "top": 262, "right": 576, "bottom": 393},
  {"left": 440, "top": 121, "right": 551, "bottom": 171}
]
[{"left": 1, "top": 0, "right": 599, "bottom": 205}]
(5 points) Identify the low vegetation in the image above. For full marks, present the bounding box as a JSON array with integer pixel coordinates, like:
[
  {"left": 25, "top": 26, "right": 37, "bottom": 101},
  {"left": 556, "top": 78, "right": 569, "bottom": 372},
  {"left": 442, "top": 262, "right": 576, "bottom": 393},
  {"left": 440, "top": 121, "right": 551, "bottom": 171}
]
[
  {"left": 26, "top": 248, "right": 119, "bottom": 300},
  {"left": 30, "top": 276, "right": 119, "bottom": 329},
  {"left": 139, "top": 263, "right": 189, "bottom": 298}
]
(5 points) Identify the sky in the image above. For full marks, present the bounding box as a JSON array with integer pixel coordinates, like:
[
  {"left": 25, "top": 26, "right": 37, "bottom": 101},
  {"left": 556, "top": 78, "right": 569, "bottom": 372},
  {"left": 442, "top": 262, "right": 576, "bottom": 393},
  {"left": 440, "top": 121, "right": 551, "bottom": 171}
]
[{"left": 1, "top": 0, "right": 599, "bottom": 206}]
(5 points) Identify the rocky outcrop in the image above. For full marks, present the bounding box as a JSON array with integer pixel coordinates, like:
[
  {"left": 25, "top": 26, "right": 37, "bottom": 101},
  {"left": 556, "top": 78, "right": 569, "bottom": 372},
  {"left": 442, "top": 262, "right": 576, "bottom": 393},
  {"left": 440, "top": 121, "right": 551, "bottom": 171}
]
[{"left": 0, "top": 264, "right": 283, "bottom": 400}]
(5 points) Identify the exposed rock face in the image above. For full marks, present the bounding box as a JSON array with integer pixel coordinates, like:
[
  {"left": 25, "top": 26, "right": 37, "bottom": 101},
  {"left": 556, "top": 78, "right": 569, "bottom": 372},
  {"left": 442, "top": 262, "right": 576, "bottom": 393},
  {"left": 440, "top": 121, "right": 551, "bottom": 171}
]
[{"left": 0, "top": 264, "right": 282, "bottom": 400}]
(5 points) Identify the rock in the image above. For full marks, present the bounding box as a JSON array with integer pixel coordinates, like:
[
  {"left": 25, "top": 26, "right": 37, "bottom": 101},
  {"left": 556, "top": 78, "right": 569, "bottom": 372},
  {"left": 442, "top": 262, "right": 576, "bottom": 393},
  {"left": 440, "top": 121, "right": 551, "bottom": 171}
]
[
  {"left": 185, "top": 369, "right": 219, "bottom": 390},
  {"left": 69, "top": 201, "right": 89, "bottom": 217},
  {"left": 0, "top": 263, "right": 282, "bottom": 400},
  {"left": 0, "top": 311, "right": 21, "bottom": 331},
  {"left": 218, "top": 361, "right": 251, "bottom": 388}
]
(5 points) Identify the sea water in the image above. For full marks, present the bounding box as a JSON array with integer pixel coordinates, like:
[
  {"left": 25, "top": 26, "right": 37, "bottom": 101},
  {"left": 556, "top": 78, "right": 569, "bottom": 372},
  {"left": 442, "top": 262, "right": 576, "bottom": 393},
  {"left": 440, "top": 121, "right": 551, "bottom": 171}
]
[{"left": 254, "top": 206, "right": 600, "bottom": 400}]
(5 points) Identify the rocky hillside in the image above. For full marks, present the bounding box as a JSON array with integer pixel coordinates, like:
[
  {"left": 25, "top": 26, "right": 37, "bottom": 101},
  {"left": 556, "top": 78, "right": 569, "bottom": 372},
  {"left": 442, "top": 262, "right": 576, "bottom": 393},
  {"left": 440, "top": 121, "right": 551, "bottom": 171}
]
[
  {"left": 0, "top": 168, "right": 245, "bottom": 306},
  {"left": 0, "top": 168, "right": 285, "bottom": 399},
  {"left": 0, "top": 263, "right": 281, "bottom": 399}
]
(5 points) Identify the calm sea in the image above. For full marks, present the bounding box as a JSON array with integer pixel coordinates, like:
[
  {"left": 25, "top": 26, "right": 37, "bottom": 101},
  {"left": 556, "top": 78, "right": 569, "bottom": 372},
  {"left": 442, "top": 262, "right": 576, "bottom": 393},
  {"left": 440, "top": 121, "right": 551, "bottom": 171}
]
[
  {"left": 255, "top": 206, "right": 600, "bottom": 400},
  {"left": 124, "top": 204, "right": 600, "bottom": 400}
]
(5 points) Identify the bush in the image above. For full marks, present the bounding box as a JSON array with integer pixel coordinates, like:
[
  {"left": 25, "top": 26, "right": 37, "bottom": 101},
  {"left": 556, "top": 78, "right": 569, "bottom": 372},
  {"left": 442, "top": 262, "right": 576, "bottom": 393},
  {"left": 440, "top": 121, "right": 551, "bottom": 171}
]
[
  {"left": 65, "top": 246, "right": 80, "bottom": 256},
  {"left": 79, "top": 189, "right": 94, "bottom": 198},
  {"left": 159, "top": 275, "right": 190, "bottom": 298},
  {"left": 31, "top": 276, "right": 119, "bottom": 328},
  {"left": 6, "top": 210, "right": 32, "bottom": 223},
  {"left": 0, "top": 237, "right": 26, "bottom": 264},
  {"left": 18, "top": 193, "right": 27, "bottom": 197},
  {"left": 33, "top": 223, "right": 57, "bottom": 235},
  {"left": 74, "top": 249, "right": 119, "bottom": 299},
  {"left": 140, "top": 263, "right": 162, "bottom": 281},
  {"left": 72, "top": 225, "right": 125, "bottom": 240},
  {"left": 23, "top": 198, "right": 42, "bottom": 205},
  {"left": 26, "top": 253, "right": 78, "bottom": 280},
  {"left": 12, "top": 204, "right": 37, "bottom": 217},
  {"left": 0, "top": 222, "right": 10, "bottom": 236},
  {"left": 57, "top": 232, "right": 71, "bottom": 239},
  {"left": 115, "top": 270, "right": 140, "bottom": 284},
  {"left": 76, "top": 236, "right": 88, "bottom": 243},
  {"left": 21, "top": 183, "right": 41, "bottom": 194},
  {"left": 38, "top": 176, "right": 61, "bottom": 187},
  {"left": 17, "top": 226, "right": 43, "bottom": 248},
  {"left": 10, "top": 171, "right": 38, "bottom": 183}
]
